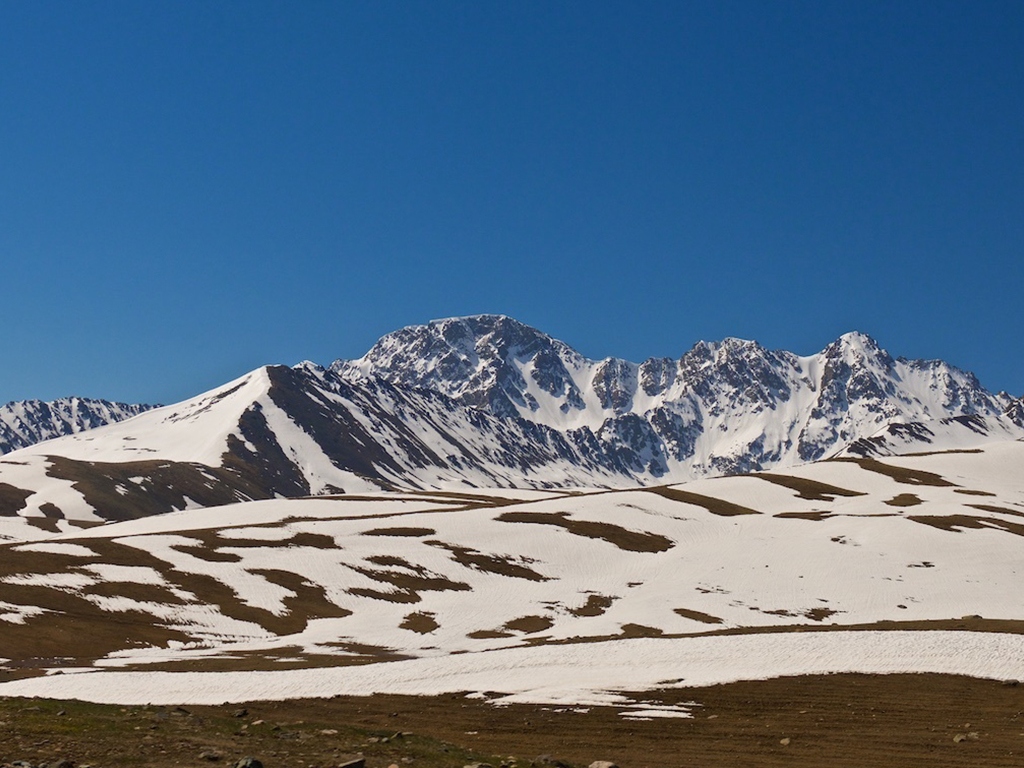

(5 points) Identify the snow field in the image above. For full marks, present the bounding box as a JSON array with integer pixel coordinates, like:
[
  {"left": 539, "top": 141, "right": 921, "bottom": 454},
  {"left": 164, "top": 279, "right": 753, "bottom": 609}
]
[{"left": 2, "top": 631, "right": 1022, "bottom": 708}]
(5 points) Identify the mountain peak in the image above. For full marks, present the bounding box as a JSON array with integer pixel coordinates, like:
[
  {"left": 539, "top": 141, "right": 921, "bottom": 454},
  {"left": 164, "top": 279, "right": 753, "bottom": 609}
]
[
  {"left": 833, "top": 330, "right": 883, "bottom": 352},
  {"left": 822, "top": 331, "right": 891, "bottom": 368}
]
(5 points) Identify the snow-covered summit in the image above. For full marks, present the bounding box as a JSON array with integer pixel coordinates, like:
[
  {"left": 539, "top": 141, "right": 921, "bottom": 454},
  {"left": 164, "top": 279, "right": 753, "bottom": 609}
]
[{"left": 333, "top": 316, "right": 1020, "bottom": 475}]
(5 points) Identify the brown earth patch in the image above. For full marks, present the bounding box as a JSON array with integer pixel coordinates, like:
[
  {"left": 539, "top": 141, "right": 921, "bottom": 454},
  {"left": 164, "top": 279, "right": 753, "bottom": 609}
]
[
  {"left": 467, "top": 629, "right": 513, "bottom": 639},
  {"left": 45, "top": 455, "right": 269, "bottom": 522},
  {"left": 283, "top": 531, "right": 339, "bottom": 549},
  {"left": 0, "top": 581, "right": 191, "bottom": 671},
  {"left": 504, "top": 615, "right": 554, "bottom": 634},
  {"left": 251, "top": 568, "right": 353, "bottom": 626},
  {"left": 400, "top": 611, "right": 439, "bottom": 634},
  {"left": 0, "top": 546, "right": 102, "bottom": 580},
  {"left": 803, "top": 607, "right": 839, "bottom": 622},
  {"left": 831, "top": 457, "right": 956, "bottom": 487},
  {"left": 674, "top": 607, "right": 724, "bottom": 624},
  {"left": 367, "top": 555, "right": 414, "bottom": 568},
  {"left": 38, "top": 501, "right": 65, "bottom": 519},
  {"left": 172, "top": 544, "right": 244, "bottom": 563},
  {"left": 568, "top": 594, "right": 616, "bottom": 617},
  {"left": 363, "top": 526, "right": 437, "bottom": 537},
  {"left": 750, "top": 474, "right": 865, "bottom": 501},
  {"left": 0, "top": 538, "right": 354, "bottom": 659},
  {"left": 967, "top": 503, "right": 1024, "bottom": 518},
  {"left": 180, "top": 528, "right": 338, "bottom": 552},
  {"left": 496, "top": 511, "right": 673, "bottom": 552},
  {"left": 774, "top": 511, "right": 832, "bottom": 520},
  {"left": 347, "top": 558, "right": 471, "bottom": 604},
  {"left": 619, "top": 622, "right": 665, "bottom": 637},
  {"left": 82, "top": 580, "right": 191, "bottom": 606},
  {"left": 24, "top": 517, "right": 62, "bottom": 533},
  {"left": 85, "top": 538, "right": 346, "bottom": 637},
  {"left": 0, "top": 483, "right": 32, "bottom": 516},
  {"left": 117, "top": 649, "right": 408, "bottom": 674},
  {"left": 346, "top": 586, "right": 421, "bottom": 604},
  {"left": 954, "top": 488, "right": 997, "bottom": 497},
  {"left": 426, "top": 540, "right": 549, "bottom": 581},
  {"left": 885, "top": 493, "right": 922, "bottom": 507},
  {"left": 409, "top": 490, "right": 523, "bottom": 506},
  {"left": 647, "top": 486, "right": 760, "bottom": 516},
  {"left": 908, "top": 514, "right": 1024, "bottom": 537}
]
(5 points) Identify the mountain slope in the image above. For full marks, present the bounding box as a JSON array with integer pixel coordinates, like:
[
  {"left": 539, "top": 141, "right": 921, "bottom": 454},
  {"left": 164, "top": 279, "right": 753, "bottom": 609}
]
[
  {"left": 0, "top": 315, "right": 1020, "bottom": 526},
  {"left": 0, "top": 397, "right": 153, "bottom": 455}
]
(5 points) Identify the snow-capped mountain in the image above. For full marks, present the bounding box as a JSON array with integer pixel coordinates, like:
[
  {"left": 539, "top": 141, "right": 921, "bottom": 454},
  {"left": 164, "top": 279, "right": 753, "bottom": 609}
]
[
  {"left": 0, "top": 397, "right": 153, "bottom": 455},
  {"left": 335, "top": 315, "right": 1022, "bottom": 473},
  {"left": 0, "top": 314, "right": 1019, "bottom": 526}
]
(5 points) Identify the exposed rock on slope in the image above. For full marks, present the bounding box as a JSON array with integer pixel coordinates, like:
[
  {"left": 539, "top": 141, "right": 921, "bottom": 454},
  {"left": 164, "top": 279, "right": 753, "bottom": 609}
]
[{"left": 0, "top": 398, "right": 153, "bottom": 455}]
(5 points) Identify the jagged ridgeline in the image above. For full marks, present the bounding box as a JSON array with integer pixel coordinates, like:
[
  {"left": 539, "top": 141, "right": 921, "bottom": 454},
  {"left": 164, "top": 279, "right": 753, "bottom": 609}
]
[
  {"left": 0, "top": 314, "right": 1021, "bottom": 524},
  {"left": 0, "top": 398, "right": 154, "bottom": 455}
]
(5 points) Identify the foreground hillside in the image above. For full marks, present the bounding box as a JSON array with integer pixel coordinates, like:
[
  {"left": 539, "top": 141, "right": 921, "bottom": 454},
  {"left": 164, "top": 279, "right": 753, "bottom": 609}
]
[{"left": 1, "top": 441, "right": 1022, "bottom": 709}]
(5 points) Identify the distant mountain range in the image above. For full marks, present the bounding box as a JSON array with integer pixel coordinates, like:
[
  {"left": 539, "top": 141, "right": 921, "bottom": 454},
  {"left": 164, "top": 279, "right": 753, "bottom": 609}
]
[
  {"left": 0, "top": 314, "right": 1020, "bottom": 524},
  {"left": 0, "top": 397, "right": 153, "bottom": 455}
]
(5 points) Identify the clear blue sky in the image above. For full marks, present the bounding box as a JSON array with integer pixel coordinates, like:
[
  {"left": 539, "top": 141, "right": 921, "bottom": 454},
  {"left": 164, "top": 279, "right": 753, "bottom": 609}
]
[{"left": 2, "top": 1, "right": 1022, "bottom": 404}]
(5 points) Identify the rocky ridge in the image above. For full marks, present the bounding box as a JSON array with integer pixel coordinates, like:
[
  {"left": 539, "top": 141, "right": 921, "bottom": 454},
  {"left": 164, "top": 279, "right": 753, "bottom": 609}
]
[
  {"left": 333, "top": 315, "right": 1023, "bottom": 475},
  {"left": 0, "top": 397, "right": 153, "bottom": 455}
]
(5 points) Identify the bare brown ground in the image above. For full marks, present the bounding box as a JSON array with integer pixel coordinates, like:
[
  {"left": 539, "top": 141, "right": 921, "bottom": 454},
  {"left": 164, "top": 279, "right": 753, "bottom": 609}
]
[
  {"left": 496, "top": 511, "right": 674, "bottom": 552},
  {"left": 0, "top": 482, "right": 32, "bottom": 515},
  {"left": 885, "top": 493, "right": 923, "bottom": 507},
  {"left": 831, "top": 458, "right": 956, "bottom": 488},
  {"left": 775, "top": 510, "right": 833, "bottom": 520},
  {"left": 646, "top": 486, "right": 759, "bottom": 516},
  {"left": 2, "top": 674, "right": 1023, "bottom": 768},
  {"left": 750, "top": 473, "right": 866, "bottom": 501},
  {"left": 426, "top": 540, "right": 550, "bottom": 581}
]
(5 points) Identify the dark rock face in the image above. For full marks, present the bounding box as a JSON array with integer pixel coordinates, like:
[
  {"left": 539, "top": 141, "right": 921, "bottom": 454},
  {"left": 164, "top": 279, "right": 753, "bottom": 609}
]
[
  {"left": 1005, "top": 397, "right": 1024, "bottom": 428},
  {"left": 0, "top": 398, "right": 153, "bottom": 455}
]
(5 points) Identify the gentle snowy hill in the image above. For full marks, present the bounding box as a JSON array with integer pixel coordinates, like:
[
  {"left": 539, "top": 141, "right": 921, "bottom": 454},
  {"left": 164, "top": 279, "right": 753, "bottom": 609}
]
[
  {"left": 0, "top": 315, "right": 1020, "bottom": 525},
  {"left": 1, "top": 442, "right": 1023, "bottom": 705}
]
